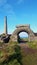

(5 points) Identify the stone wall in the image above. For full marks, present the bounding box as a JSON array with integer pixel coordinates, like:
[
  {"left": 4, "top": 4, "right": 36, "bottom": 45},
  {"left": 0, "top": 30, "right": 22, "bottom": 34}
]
[{"left": 11, "top": 24, "right": 37, "bottom": 42}]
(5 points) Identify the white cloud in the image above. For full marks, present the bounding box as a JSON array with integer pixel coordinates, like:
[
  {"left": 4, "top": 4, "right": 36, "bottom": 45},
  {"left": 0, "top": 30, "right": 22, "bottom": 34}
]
[
  {"left": 17, "top": 0, "right": 24, "bottom": 4},
  {"left": 0, "top": 0, "right": 16, "bottom": 21},
  {"left": 0, "top": 0, "right": 15, "bottom": 16},
  {"left": 0, "top": 0, "right": 7, "bottom": 6},
  {"left": 3, "top": 3, "right": 14, "bottom": 15},
  {"left": 19, "top": 32, "right": 28, "bottom": 38}
]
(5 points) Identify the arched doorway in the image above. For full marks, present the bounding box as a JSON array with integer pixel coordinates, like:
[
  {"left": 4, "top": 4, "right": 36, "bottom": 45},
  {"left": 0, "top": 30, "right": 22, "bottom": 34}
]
[{"left": 17, "top": 31, "right": 29, "bottom": 43}]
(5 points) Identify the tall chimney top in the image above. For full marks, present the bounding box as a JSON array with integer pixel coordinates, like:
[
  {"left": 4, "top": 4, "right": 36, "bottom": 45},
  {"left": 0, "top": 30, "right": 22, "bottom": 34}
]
[{"left": 4, "top": 16, "right": 7, "bottom": 34}]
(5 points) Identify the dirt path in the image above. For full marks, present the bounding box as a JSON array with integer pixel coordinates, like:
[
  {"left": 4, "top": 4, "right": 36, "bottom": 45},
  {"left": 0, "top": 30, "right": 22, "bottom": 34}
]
[{"left": 18, "top": 43, "right": 29, "bottom": 48}]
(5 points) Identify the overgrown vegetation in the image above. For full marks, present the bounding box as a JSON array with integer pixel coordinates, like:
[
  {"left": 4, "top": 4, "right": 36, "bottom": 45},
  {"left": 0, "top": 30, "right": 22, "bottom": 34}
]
[
  {"left": 0, "top": 44, "right": 22, "bottom": 65},
  {"left": 0, "top": 41, "right": 37, "bottom": 65},
  {"left": 27, "top": 41, "right": 37, "bottom": 49}
]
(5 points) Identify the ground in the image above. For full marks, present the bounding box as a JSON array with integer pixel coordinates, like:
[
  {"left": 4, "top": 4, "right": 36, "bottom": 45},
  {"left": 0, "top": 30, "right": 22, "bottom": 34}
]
[{"left": 0, "top": 41, "right": 37, "bottom": 65}]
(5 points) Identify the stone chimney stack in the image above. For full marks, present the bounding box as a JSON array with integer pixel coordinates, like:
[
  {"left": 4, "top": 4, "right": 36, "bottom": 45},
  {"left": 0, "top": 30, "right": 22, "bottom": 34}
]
[{"left": 4, "top": 16, "right": 7, "bottom": 34}]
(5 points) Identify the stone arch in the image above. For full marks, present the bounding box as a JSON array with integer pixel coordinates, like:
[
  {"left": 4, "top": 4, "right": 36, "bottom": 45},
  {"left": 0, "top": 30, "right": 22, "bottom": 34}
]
[{"left": 11, "top": 25, "right": 35, "bottom": 42}]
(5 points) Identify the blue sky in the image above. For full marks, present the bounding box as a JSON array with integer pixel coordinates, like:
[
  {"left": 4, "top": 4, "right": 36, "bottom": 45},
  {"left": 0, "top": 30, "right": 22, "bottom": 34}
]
[
  {"left": 19, "top": 32, "right": 28, "bottom": 38},
  {"left": 0, "top": 0, "right": 37, "bottom": 34}
]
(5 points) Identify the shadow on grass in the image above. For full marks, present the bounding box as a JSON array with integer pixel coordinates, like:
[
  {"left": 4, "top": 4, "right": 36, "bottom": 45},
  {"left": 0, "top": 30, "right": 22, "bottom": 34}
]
[{"left": 1, "top": 45, "right": 23, "bottom": 65}]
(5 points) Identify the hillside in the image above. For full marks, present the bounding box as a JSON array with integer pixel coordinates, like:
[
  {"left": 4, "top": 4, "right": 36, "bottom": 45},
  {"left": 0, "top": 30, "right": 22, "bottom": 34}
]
[{"left": 0, "top": 41, "right": 37, "bottom": 65}]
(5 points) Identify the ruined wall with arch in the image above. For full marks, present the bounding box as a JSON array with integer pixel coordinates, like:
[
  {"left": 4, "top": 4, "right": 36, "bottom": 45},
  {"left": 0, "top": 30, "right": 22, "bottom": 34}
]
[{"left": 11, "top": 24, "right": 37, "bottom": 42}]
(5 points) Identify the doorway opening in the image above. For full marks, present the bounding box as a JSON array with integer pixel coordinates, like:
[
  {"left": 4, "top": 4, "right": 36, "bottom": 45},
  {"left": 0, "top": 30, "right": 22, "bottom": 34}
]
[{"left": 17, "top": 32, "right": 29, "bottom": 43}]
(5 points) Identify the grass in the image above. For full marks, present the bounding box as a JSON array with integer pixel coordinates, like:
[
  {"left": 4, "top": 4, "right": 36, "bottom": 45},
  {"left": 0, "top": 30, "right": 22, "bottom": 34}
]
[
  {"left": 0, "top": 42, "right": 23, "bottom": 65},
  {"left": 0, "top": 41, "right": 37, "bottom": 65},
  {"left": 27, "top": 41, "right": 37, "bottom": 49}
]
